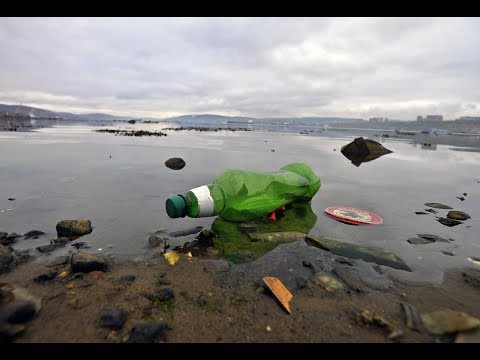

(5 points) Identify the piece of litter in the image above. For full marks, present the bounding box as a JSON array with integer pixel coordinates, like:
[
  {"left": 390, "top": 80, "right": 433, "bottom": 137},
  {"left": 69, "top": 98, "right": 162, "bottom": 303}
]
[
  {"left": 266, "top": 325, "right": 272, "bottom": 332},
  {"left": 164, "top": 251, "right": 180, "bottom": 265},
  {"left": 263, "top": 276, "right": 293, "bottom": 314}
]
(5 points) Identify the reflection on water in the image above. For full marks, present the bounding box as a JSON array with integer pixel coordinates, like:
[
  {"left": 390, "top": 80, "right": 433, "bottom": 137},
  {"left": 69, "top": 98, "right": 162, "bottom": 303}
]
[{"left": 211, "top": 202, "right": 317, "bottom": 263}]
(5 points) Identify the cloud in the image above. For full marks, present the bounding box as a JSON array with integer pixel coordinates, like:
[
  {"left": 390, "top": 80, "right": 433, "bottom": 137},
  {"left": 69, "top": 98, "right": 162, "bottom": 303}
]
[{"left": 0, "top": 17, "right": 479, "bottom": 119}]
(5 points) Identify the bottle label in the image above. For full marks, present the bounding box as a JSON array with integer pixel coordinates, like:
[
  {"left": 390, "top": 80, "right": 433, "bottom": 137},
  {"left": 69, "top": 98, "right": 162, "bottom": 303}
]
[{"left": 190, "top": 185, "right": 215, "bottom": 217}]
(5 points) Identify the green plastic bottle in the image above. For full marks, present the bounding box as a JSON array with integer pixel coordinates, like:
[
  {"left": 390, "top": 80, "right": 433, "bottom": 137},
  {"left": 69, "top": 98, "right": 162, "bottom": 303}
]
[{"left": 166, "top": 162, "right": 320, "bottom": 222}]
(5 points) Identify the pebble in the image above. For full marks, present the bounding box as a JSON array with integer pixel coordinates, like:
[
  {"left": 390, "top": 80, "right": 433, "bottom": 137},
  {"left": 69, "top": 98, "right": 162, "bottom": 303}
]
[
  {"left": 127, "top": 323, "right": 167, "bottom": 343},
  {"left": 99, "top": 309, "right": 127, "bottom": 330}
]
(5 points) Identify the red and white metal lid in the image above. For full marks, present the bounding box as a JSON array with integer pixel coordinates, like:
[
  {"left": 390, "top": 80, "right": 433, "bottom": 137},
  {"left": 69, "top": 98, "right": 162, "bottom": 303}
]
[{"left": 324, "top": 206, "right": 383, "bottom": 225}]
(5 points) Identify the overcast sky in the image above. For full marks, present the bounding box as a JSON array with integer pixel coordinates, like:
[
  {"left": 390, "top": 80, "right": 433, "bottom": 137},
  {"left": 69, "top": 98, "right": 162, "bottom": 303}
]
[{"left": 0, "top": 17, "right": 479, "bottom": 120}]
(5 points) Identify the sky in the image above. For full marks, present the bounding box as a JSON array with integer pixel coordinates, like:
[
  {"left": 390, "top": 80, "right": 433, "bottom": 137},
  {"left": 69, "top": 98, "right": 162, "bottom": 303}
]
[{"left": 0, "top": 17, "right": 479, "bottom": 120}]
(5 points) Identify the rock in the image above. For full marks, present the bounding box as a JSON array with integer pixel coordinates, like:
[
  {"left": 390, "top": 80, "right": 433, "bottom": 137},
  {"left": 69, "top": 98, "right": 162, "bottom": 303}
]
[
  {"left": 457, "top": 197, "right": 465, "bottom": 201},
  {"left": 117, "top": 274, "right": 136, "bottom": 284},
  {"left": 462, "top": 269, "right": 480, "bottom": 288},
  {"left": 312, "top": 274, "right": 344, "bottom": 293},
  {"left": 168, "top": 226, "right": 203, "bottom": 237},
  {"left": 70, "top": 252, "right": 108, "bottom": 273},
  {"left": 295, "top": 277, "right": 308, "bottom": 289},
  {"left": 33, "top": 271, "right": 58, "bottom": 284},
  {"left": 248, "top": 231, "right": 305, "bottom": 243},
  {"left": 421, "top": 309, "right": 480, "bottom": 335},
  {"left": 71, "top": 242, "right": 90, "bottom": 249},
  {"left": 416, "top": 234, "right": 450, "bottom": 243},
  {"left": 388, "top": 329, "right": 404, "bottom": 341},
  {"left": 424, "top": 203, "right": 453, "bottom": 209},
  {"left": 23, "top": 230, "right": 46, "bottom": 239},
  {"left": 56, "top": 220, "right": 92, "bottom": 237},
  {"left": 425, "top": 209, "right": 438, "bottom": 214},
  {"left": 372, "top": 265, "right": 386, "bottom": 275},
  {"left": 51, "top": 237, "right": 69, "bottom": 245},
  {"left": 415, "top": 212, "right": 428, "bottom": 215},
  {"left": 196, "top": 229, "right": 216, "bottom": 244},
  {"left": 302, "top": 260, "right": 315, "bottom": 270},
  {"left": 357, "top": 309, "right": 391, "bottom": 330},
  {"left": 0, "top": 283, "right": 42, "bottom": 326},
  {"left": 437, "top": 217, "right": 462, "bottom": 227},
  {"left": 148, "top": 236, "right": 165, "bottom": 247},
  {"left": 99, "top": 309, "right": 127, "bottom": 330},
  {"left": 8, "top": 198, "right": 15, "bottom": 201},
  {"left": 332, "top": 267, "right": 368, "bottom": 293},
  {"left": 442, "top": 251, "right": 455, "bottom": 256},
  {"left": 164, "top": 157, "right": 186, "bottom": 170},
  {"left": 335, "top": 258, "right": 353, "bottom": 266},
  {"left": 47, "top": 256, "right": 69, "bottom": 267},
  {"left": 447, "top": 211, "right": 471, "bottom": 221},
  {"left": 407, "top": 237, "right": 434, "bottom": 245},
  {"left": 305, "top": 235, "right": 411, "bottom": 272},
  {"left": 401, "top": 302, "right": 421, "bottom": 331},
  {"left": 0, "top": 245, "right": 13, "bottom": 273},
  {"left": 12, "top": 250, "right": 34, "bottom": 266},
  {"left": 340, "top": 137, "right": 393, "bottom": 167},
  {"left": 36, "top": 243, "right": 64, "bottom": 253},
  {"left": 127, "top": 323, "right": 167, "bottom": 343},
  {"left": 238, "top": 223, "right": 260, "bottom": 232},
  {"left": 84, "top": 271, "right": 103, "bottom": 282},
  {"left": 127, "top": 119, "right": 136, "bottom": 124},
  {"left": 154, "top": 288, "right": 175, "bottom": 302}
]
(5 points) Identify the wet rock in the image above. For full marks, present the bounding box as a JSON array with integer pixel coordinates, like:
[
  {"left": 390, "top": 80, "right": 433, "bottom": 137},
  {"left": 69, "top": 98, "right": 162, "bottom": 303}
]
[
  {"left": 0, "top": 283, "right": 42, "bottom": 329},
  {"left": 340, "top": 137, "right": 393, "bottom": 167},
  {"left": 415, "top": 212, "right": 428, "bottom": 215},
  {"left": 238, "top": 223, "right": 260, "bottom": 232},
  {"left": 99, "top": 309, "right": 127, "bottom": 330},
  {"left": 154, "top": 288, "right": 175, "bottom": 302},
  {"left": 117, "top": 274, "right": 136, "bottom": 284},
  {"left": 335, "top": 258, "right": 353, "bottom": 266},
  {"left": 462, "top": 269, "right": 480, "bottom": 288},
  {"left": 56, "top": 220, "right": 92, "bottom": 237},
  {"left": 302, "top": 260, "right": 315, "bottom": 271},
  {"left": 12, "top": 250, "right": 34, "bottom": 266},
  {"left": 127, "top": 323, "right": 167, "bottom": 343},
  {"left": 71, "top": 251, "right": 108, "bottom": 273},
  {"left": 306, "top": 235, "right": 411, "bottom": 272},
  {"left": 23, "top": 230, "right": 46, "bottom": 239},
  {"left": 1, "top": 233, "right": 20, "bottom": 246},
  {"left": 248, "top": 231, "right": 305, "bottom": 243},
  {"left": 71, "top": 242, "right": 90, "bottom": 250},
  {"left": 312, "top": 274, "right": 344, "bottom": 293},
  {"left": 401, "top": 303, "right": 421, "bottom": 331},
  {"left": 33, "top": 271, "right": 58, "bottom": 284},
  {"left": 8, "top": 198, "right": 15, "bottom": 201},
  {"left": 148, "top": 236, "right": 165, "bottom": 247},
  {"left": 295, "top": 277, "right": 308, "bottom": 289},
  {"left": 47, "top": 256, "right": 69, "bottom": 267},
  {"left": 425, "top": 209, "right": 438, "bottom": 214},
  {"left": 407, "top": 237, "right": 434, "bottom": 245},
  {"left": 168, "top": 226, "right": 203, "bottom": 237},
  {"left": 442, "top": 251, "right": 455, "bottom": 256},
  {"left": 196, "top": 229, "right": 216, "bottom": 244},
  {"left": 457, "top": 197, "right": 465, "bottom": 201},
  {"left": 357, "top": 309, "right": 391, "bottom": 330},
  {"left": 447, "top": 211, "right": 471, "bottom": 221},
  {"left": 332, "top": 267, "right": 368, "bottom": 293},
  {"left": 425, "top": 203, "right": 453, "bottom": 209},
  {"left": 36, "top": 243, "right": 64, "bottom": 253},
  {"left": 372, "top": 265, "right": 386, "bottom": 275},
  {"left": 437, "top": 217, "right": 462, "bottom": 227},
  {"left": 421, "top": 309, "right": 480, "bottom": 335},
  {"left": 0, "top": 244, "right": 13, "bottom": 273},
  {"left": 164, "top": 157, "right": 186, "bottom": 170},
  {"left": 416, "top": 234, "right": 449, "bottom": 243},
  {"left": 51, "top": 237, "right": 69, "bottom": 245}
]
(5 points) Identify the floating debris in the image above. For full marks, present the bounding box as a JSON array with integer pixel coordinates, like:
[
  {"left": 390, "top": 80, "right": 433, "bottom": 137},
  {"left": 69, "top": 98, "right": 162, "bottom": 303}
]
[
  {"left": 425, "top": 203, "right": 453, "bottom": 209},
  {"left": 421, "top": 309, "right": 480, "bottom": 335},
  {"left": 164, "top": 252, "right": 180, "bottom": 266},
  {"left": 340, "top": 137, "right": 393, "bottom": 167},
  {"left": 263, "top": 276, "right": 293, "bottom": 314}
]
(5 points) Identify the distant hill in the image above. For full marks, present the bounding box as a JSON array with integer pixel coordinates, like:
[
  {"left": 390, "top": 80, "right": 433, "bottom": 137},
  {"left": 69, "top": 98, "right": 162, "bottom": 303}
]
[
  {"left": 0, "top": 104, "right": 132, "bottom": 121},
  {"left": 164, "top": 114, "right": 364, "bottom": 125}
]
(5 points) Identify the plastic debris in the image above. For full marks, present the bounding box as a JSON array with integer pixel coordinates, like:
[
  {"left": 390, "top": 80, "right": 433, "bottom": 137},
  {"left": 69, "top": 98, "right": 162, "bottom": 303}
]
[{"left": 164, "top": 251, "right": 180, "bottom": 265}]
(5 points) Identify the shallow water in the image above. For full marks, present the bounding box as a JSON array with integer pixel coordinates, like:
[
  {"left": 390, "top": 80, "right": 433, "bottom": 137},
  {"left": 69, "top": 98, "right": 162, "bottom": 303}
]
[{"left": 1, "top": 122, "right": 479, "bottom": 285}]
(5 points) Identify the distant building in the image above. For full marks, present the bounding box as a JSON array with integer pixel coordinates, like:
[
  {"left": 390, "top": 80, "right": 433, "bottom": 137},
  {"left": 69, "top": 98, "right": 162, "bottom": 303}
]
[
  {"left": 458, "top": 116, "right": 480, "bottom": 122},
  {"left": 369, "top": 117, "right": 388, "bottom": 123},
  {"left": 425, "top": 115, "right": 443, "bottom": 122},
  {"left": 417, "top": 116, "right": 423, "bottom": 122}
]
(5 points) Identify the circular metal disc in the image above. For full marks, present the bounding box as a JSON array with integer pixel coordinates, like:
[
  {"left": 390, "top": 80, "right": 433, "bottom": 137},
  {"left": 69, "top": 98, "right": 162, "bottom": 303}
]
[{"left": 325, "top": 206, "right": 383, "bottom": 225}]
